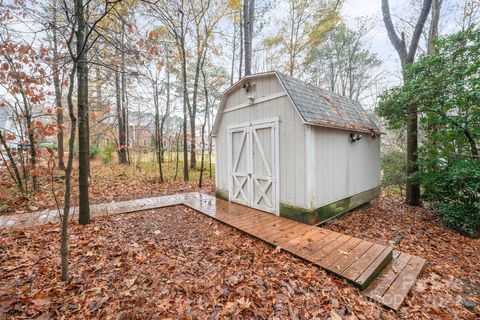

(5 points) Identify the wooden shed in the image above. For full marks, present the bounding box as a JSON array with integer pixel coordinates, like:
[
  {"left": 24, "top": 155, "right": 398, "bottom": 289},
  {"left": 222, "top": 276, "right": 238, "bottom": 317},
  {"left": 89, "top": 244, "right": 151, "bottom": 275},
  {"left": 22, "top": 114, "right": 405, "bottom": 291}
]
[{"left": 211, "top": 71, "right": 381, "bottom": 225}]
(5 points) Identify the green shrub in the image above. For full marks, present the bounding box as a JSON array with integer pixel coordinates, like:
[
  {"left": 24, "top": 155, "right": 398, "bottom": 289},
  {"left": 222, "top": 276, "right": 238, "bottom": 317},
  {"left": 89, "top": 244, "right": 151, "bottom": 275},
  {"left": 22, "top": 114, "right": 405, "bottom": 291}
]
[
  {"left": 101, "top": 143, "right": 115, "bottom": 164},
  {"left": 39, "top": 140, "right": 57, "bottom": 150},
  {"left": 377, "top": 28, "right": 480, "bottom": 237},
  {"left": 90, "top": 144, "right": 100, "bottom": 159},
  {"left": 381, "top": 149, "right": 406, "bottom": 194},
  {"left": 419, "top": 157, "right": 480, "bottom": 237}
]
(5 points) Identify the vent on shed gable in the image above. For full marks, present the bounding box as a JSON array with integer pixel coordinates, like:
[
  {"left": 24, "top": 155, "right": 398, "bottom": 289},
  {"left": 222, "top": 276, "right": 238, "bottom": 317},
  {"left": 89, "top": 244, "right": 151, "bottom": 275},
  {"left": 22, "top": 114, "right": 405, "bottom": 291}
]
[{"left": 243, "top": 81, "right": 257, "bottom": 103}]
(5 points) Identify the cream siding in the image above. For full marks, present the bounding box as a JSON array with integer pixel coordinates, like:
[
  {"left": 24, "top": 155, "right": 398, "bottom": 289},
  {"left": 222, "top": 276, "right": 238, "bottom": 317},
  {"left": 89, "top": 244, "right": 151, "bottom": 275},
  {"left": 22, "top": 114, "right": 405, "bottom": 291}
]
[
  {"left": 310, "top": 126, "right": 381, "bottom": 207},
  {"left": 214, "top": 73, "right": 381, "bottom": 213},
  {"left": 215, "top": 75, "right": 307, "bottom": 208}
]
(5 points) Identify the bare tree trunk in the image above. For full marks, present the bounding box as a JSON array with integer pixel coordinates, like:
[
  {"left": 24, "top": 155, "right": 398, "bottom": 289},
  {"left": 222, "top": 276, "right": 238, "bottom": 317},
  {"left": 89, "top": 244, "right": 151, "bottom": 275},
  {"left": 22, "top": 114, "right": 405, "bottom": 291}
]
[
  {"left": 18, "top": 124, "right": 29, "bottom": 193},
  {"left": 207, "top": 98, "right": 212, "bottom": 180},
  {"left": 182, "top": 55, "right": 189, "bottom": 181},
  {"left": 96, "top": 66, "right": 102, "bottom": 109},
  {"left": 52, "top": 0, "right": 65, "bottom": 170},
  {"left": 156, "top": 49, "right": 171, "bottom": 180},
  {"left": 0, "top": 130, "right": 24, "bottom": 193},
  {"left": 199, "top": 51, "right": 209, "bottom": 188},
  {"left": 199, "top": 123, "right": 206, "bottom": 188},
  {"left": 243, "top": 0, "right": 254, "bottom": 76},
  {"left": 243, "top": 0, "right": 250, "bottom": 76},
  {"left": 382, "top": 0, "right": 432, "bottom": 206},
  {"left": 125, "top": 95, "right": 131, "bottom": 164},
  {"left": 61, "top": 58, "right": 77, "bottom": 281},
  {"left": 162, "top": 49, "right": 171, "bottom": 165},
  {"left": 174, "top": 128, "right": 180, "bottom": 181},
  {"left": 121, "top": 21, "right": 130, "bottom": 165},
  {"left": 428, "top": 0, "right": 442, "bottom": 54},
  {"left": 405, "top": 102, "right": 420, "bottom": 205},
  {"left": 189, "top": 100, "right": 197, "bottom": 171},
  {"left": 189, "top": 26, "right": 209, "bottom": 171},
  {"left": 464, "top": 128, "right": 478, "bottom": 156},
  {"left": 288, "top": 1, "right": 295, "bottom": 76},
  {"left": 230, "top": 17, "right": 237, "bottom": 85},
  {"left": 238, "top": 7, "right": 243, "bottom": 79},
  {"left": 76, "top": 0, "right": 90, "bottom": 225},
  {"left": 154, "top": 82, "right": 163, "bottom": 182},
  {"left": 16, "top": 80, "right": 39, "bottom": 191},
  {"left": 115, "top": 69, "right": 128, "bottom": 164},
  {"left": 178, "top": 9, "right": 189, "bottom": 182},
  {"left": 25, "top": 114, "right": 39, "bottom": 191}
]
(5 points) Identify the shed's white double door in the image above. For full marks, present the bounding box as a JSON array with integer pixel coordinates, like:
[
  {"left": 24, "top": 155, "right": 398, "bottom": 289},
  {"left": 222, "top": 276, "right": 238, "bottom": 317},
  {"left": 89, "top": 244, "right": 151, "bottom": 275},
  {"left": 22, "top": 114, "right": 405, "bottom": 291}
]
[{"left": 228, "top": 119, "right": 279, "bottom": 214}]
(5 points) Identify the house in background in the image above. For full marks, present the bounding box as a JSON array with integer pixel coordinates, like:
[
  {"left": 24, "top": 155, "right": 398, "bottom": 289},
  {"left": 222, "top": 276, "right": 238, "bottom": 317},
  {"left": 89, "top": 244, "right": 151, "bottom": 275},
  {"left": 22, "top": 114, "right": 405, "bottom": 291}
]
[
  {"left": 0, "top": 107, "right": 10, "bottom": 131},
  {"left": 211, "top": 71, "right": 381, "bottom": 225},
  {"left": 0, "top": 107, "right": 19, "bottom": 148},
  {"left": 128, "top": 111, "right": 155, "bottom": 150}
]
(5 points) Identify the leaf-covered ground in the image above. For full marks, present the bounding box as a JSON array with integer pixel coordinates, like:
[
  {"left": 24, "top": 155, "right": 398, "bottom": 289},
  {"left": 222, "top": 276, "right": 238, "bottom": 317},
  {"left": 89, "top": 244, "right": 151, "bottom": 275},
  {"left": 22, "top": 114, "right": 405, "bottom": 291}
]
[
  {"left": 325, "top": 195, "right": 480, "bottom": 319},
  {"left": 1, "top": 158, "right": 478, "bottom": 320},
  {"left": 1, "top": 198, "right": 478, "bottom": 319},
  {"left": 1, "top": 206, "right": 385, "bottom": 319},
  {"left": 0, "top": 159, "right": 215, "bottom": 215}
]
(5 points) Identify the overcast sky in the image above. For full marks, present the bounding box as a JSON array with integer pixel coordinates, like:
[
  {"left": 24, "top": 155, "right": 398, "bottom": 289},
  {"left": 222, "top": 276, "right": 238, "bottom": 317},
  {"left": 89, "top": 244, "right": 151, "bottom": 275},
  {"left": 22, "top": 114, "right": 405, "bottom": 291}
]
[
  {"left": 1, "top": 0, "right": 475, "bottom": 115},
  {"left": 340, "top": 0, "right": 470, "bottom": 88},
  {"left": 247, "top": 0, "right": 474, "bottom": 109}
]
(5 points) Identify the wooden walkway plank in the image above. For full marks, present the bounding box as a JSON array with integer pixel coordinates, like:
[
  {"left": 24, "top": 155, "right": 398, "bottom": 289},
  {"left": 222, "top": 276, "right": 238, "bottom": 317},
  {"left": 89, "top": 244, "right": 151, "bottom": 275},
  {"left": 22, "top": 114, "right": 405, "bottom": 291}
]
[
  {"left": 269, "top": 224, "right": 313, "bottom": 246},
  {"left": 377, "top": 255, "right": 426, "bottom": 310},
  {"left": 231, "top": 212, "right": 280, "bottom": 230},
  {"left": 207, "top": 208, "right": 257, "bottom": 223},
  {"left": 280, "top": 227, "right": 323, "bottom": 246},
  {"left": 246, "top": 219, "right": 300, "bottom": 241},
  {"left": 203, "top": 204, "right": 260, "bottom": 222},
  {"left": 1, "top": 192, "right": 426, "bottom": 311},
  {"left": 355, "top": 246, "right": 393, "bottom": 289},
  {"left": 288, "top": 230, "right": 335, "bottom": 258},
  {"left": 342, "top": 244, "right": 390, "bottom": 288},
  {"left": 240, "top": 214, "right": 292, "bottom": 232},
  {"left": 303, "top": 232, "right": 343, "bottom": 256},
  {"left": 328, "top": 240, "right": 373, "bottom": 276},
  {"left": 363, "top": 252, "right": 412, "bottom": 299},
  {"left": 265, "top": 222, "right": 313, "bottom": 245},
  {"left": 279, "top": 228, "right": 330, "bottom": 254},
  {"left": 317, "top": 237, "right": 363, "bottom": 269},
  {"left": 301, "top": 230, "right": 334, "bottom": 249},
  {"left": 309, "top": 234, "right": 352, "bottom": 261}
]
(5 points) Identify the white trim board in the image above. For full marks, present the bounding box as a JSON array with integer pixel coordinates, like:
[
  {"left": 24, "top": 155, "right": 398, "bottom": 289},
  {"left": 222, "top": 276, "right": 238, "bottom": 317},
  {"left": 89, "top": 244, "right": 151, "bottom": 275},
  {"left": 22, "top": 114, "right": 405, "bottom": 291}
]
[
  {"left": 227, "top": 117, "right": 280, "bottom": 131},
  {"left": 223, "top": 92, "right": 287, "bottom": 114}
]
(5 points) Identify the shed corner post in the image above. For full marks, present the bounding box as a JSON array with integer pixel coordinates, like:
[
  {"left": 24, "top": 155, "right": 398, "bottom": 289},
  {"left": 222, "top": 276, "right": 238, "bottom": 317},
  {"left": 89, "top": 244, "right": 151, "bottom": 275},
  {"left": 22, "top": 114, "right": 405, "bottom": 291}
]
[
  {"left": 213, "top": 136, "right": 218, "bottom": 191},
  {"left": 305, "top": 125, "right": 316, "bottom": 209}
]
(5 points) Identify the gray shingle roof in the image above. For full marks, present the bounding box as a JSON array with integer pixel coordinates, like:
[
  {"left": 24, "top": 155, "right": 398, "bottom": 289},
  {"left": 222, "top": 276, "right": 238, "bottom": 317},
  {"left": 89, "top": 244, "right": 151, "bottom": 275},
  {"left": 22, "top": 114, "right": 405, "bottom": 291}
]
[{"left": 276, "top": 72, "right": 380, "bottom": 133}]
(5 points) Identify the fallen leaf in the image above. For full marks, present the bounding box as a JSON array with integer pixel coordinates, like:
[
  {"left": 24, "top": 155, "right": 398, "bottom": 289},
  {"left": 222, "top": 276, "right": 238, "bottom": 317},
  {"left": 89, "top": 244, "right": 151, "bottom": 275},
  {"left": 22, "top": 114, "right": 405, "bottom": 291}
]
[{"left": 331, "top": 309, "right": 342, "bottom": 320}]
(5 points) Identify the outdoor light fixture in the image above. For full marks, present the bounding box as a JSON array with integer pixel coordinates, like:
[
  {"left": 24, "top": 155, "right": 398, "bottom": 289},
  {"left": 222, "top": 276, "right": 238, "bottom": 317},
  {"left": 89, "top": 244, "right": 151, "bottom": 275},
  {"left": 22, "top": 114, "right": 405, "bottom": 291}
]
[
  {"left": 243, "top": 81, "right": 252, "bottom": 92},
  {"left": 350, "top": 133, "right": 362, "bottom": 143}
]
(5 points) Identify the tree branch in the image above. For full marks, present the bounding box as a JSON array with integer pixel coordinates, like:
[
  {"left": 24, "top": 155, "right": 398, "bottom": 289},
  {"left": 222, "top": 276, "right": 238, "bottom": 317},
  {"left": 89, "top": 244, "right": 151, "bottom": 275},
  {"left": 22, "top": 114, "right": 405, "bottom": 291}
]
[
  {"left": 382, "top": 0, "right": 407, "bottom": 64},
  {"left": 407, "top": 0, "right": 433, "bottom": 62}
]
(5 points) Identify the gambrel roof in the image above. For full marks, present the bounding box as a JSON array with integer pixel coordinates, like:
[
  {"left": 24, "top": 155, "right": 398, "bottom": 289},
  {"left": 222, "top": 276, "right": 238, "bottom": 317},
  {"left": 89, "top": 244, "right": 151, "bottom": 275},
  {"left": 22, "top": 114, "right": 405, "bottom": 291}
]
[
  {"left": 211, "top": 71, "right": 380, "bottom": 136},
  {"left": 276, "top": 72, "right": 380, "bottom": 133}
]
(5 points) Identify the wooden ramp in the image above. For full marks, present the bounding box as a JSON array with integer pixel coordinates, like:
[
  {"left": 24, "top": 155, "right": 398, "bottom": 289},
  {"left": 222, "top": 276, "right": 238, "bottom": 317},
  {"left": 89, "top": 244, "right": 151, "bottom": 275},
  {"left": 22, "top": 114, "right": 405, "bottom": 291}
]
[
  {"left": 0, "top": 192, "right": 426, "bottom": 310},
  {"left": 362, "top": 251, "right": 426, "bottom": 310},
  {"left": 183, "top": 193, "right": 426, "bottom": 310}
]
